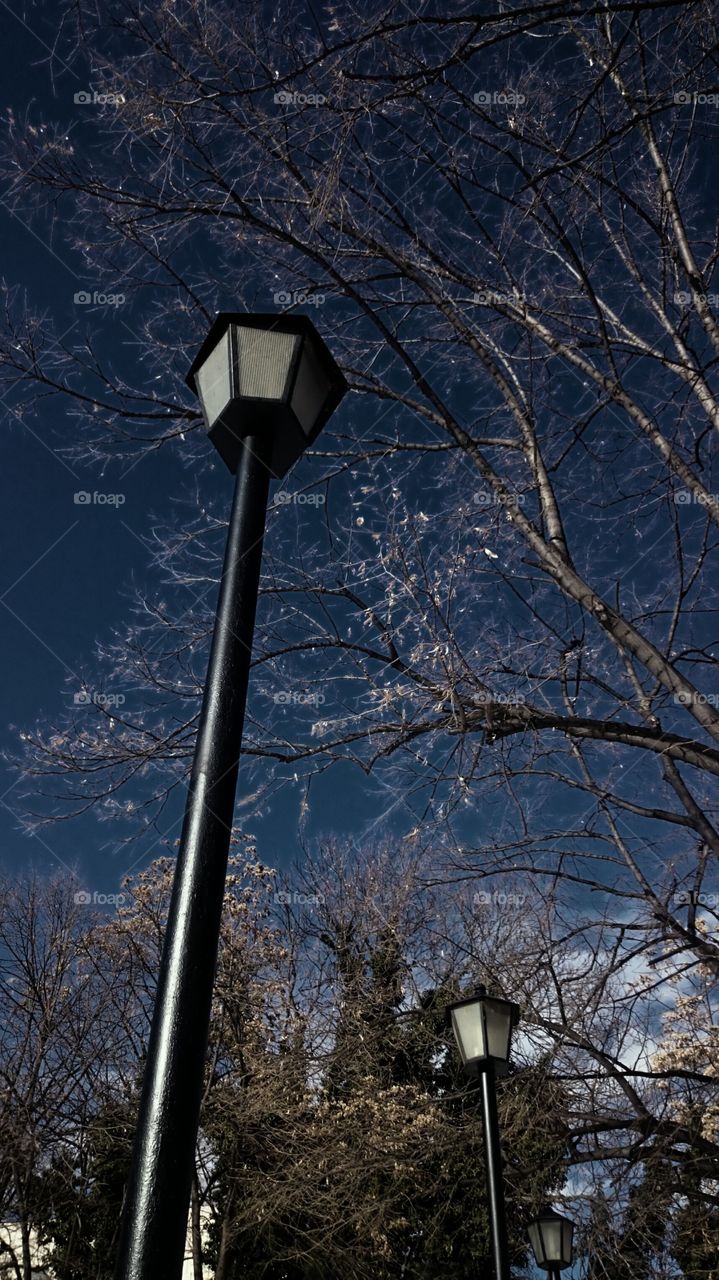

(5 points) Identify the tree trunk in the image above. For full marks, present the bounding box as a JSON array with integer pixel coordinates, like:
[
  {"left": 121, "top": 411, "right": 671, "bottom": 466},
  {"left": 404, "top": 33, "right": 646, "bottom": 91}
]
[
  {"left": 213, "top": 1193, "right": 237, "bottom": 1280},
  {"left": 190, "top": 1169, "right": 204, "bottom": 1280}
]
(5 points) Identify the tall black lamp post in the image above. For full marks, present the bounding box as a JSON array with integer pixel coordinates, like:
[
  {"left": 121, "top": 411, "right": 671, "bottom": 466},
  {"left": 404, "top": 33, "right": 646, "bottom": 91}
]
[
  {"left": 448, "top": 984, "right": 520, "bottom": 1280},
  {"left": 527, "top": 1208, "right": 575, "bottom": 1280},
  {"left": 114, "top": 314, "right": 347, "bottom": 1280}
]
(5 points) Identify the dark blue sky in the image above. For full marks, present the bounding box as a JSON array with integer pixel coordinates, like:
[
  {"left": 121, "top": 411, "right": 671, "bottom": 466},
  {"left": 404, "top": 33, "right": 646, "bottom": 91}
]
[
  {"left": 0, "top": 9, "right": 402, "bottom": 897},
  {"left": 1, "top": 3, "right": 714, "bottom": 928}
]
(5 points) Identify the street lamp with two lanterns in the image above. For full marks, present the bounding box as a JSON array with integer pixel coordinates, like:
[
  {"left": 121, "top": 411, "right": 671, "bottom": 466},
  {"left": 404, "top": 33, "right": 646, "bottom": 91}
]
[{"left": 449, "top": 986, "right": 576, "bottom": 1280}]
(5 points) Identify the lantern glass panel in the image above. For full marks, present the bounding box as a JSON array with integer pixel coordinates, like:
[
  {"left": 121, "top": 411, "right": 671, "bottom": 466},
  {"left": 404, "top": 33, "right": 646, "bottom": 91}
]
[
  {"left": 484, "top": 999, "right": 513, "bottom": 1062},
  {"left": 527, "top": 1221, "right": 545, "bottom": 1264},
  {"left": 235, "top": 326, "right": 299, "bottom": 401},
  {"left": 195, "top": 329, "right": 231, "bottom": 427},
  {"left": 451, "top": 1001, "right": 486, "bottom": 1065},
  {"left": 560, "top": 1219, "right": 574, "bottom": 1264},
  {"left": 541, "top": 1220, "right": 563, "bottom": 1261},
  {"left": 291, "top": 336, "right": 333, "bottom": 434}
]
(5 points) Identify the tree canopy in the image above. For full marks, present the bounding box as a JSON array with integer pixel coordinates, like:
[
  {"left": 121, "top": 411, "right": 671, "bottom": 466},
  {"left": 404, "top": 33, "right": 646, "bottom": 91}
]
[{"left": 1, "top": 1, "right": 718, "bottom": 1275}]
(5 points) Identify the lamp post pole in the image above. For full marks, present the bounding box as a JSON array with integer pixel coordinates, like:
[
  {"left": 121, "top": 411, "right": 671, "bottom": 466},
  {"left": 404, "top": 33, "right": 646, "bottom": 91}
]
[
  {"left": 480, "top": 1059, "right": 511, "bottom": 1280},
  {"left": 114, "top": 431, "right": 274, "bottom": 1280},
  {"left": 448, "top": 986, "right": 519, "bottom": 1280},
  {"left": 112, "top": 312, "right": 346, "bottom": 1280}
]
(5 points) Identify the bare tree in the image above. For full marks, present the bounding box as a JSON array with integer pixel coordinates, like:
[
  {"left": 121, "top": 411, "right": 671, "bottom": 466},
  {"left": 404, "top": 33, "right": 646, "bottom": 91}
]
[
  {"left": 0, "top": 840, "right": 716, "bottom": 1275},
  {"left": 1, "top": 0, "right": 719, "bottom": 1265},
  {"left": 0, "top": 873, "right": 116, "bottom": 1279}
]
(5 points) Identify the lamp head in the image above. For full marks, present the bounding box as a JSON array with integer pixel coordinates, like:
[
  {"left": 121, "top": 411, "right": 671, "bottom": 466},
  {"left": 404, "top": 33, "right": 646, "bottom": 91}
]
[
  {"left": 186, "top": 312, "right": 348, "bottom": 479},
  {"left": 527, "top": 1209, "right": 574, "bottom": 1270},
  {"left": 448, "top": 985, "right": 520, "bottom": 1077}
]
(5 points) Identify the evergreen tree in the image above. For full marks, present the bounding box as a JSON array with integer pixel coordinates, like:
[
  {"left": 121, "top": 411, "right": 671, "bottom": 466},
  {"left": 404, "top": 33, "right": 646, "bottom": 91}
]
[
  {"left": 203, "top": 907, "right": 571, "bottom": 1280},
  {"left": 31, "top": 1095, "right": 134, "bottom": 1280}
]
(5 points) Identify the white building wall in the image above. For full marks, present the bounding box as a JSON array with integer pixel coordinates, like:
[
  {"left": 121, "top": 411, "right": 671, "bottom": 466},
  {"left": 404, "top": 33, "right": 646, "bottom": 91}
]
[{"left": 0, "top": 1212, "right": 214, "bottom": 1279}]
